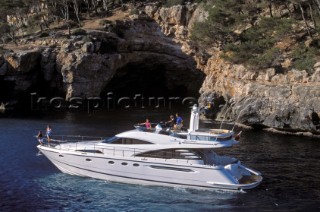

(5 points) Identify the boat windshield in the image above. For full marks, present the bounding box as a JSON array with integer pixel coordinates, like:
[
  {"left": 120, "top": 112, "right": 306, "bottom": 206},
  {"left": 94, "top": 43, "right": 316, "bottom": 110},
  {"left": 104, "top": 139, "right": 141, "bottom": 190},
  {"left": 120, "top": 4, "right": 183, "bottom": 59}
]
[
  {"left": 103, "top": 136, "right": 118, "bottom": 143},
  {"left": 103, "top": 136, "right": 152, "bottom": 144}
]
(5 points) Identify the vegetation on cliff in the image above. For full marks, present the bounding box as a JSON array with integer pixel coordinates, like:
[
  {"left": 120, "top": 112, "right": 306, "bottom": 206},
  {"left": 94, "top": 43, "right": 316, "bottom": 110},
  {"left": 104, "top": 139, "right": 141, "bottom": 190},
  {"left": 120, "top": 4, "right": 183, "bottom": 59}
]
[
  {"left": 0, "top": 0, "right": 195, "bottom": 43},
  {"left": 191, "top": 0, "right": 320, "bottom": 71},
  {"left": 0, "top": 1, "right": 139, "bottom": 44},
  {"left": 1, "top": 0, "right": 320, "bottom": 72}
]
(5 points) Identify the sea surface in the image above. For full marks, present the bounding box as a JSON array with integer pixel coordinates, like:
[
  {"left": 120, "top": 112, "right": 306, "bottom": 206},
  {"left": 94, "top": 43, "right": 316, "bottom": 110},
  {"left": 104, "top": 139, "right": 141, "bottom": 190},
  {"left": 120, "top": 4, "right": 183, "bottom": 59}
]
[{"left": 1, "top": 109, "right": 320, "bottom": 211}]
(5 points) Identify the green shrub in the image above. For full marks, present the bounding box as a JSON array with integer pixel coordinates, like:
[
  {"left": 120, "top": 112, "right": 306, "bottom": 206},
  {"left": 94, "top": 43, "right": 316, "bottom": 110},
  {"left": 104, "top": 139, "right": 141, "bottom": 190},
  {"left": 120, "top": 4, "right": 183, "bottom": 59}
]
[
  {"left": 39, "top": 32, "right": 49, "bottom": 38},
  {"left": 164, "top": 0, "right": 186, "bottom": 7},
  {"left": 291, "top": 45, "right": 318, "bottom": 71},
  {"left": 191, "top": 0, "right": 206, "bottom": 3},
  {"left": 248, "top": 47, "right": 281, "bottom": 69},
  {"left": 130, "top": 8, "right": 140, "bottom": 15},
  {"left": 72, "top": 28, "right": 87, "bottom": 36},
  {"left": 0, "top": 46, "right": 5, "bottom": 55},
  {"left": 191, "top": 0, "right": 298, "bottom": 70},
  {"left": 82, "top": 35, "right": 92, "bottom": 43},
  {"left": 191, "top": 22, "right": 215, "bottom": 46},
  {"left": 191, "top": 0, "right": 244, "bottom": 47},
  {"left": 221, "top": 17, "right": 293, "bottom": 69}
]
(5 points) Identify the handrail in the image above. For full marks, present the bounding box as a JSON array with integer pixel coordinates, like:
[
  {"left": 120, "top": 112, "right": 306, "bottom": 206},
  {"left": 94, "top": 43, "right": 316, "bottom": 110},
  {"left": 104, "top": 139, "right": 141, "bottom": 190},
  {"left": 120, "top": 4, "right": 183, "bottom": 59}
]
[
  {"left": 37, "top": 136, "right": 235, "bottom": 166},
  {"left": 52, "top": 134, "right": 105, "bottom": 140},
  {"left": 39, "top": 139, "right": 205, "bottom": 161},
  {"left": 39, "top": 134, "right": 106, "bottom": 144}
]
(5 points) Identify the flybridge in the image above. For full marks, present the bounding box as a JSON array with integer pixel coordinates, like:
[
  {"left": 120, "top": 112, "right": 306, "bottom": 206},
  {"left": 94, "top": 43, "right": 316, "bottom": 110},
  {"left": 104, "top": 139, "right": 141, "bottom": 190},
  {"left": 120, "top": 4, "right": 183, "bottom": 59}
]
[{"left": 133, "top": 104, "right": 239, "bottom": 146}]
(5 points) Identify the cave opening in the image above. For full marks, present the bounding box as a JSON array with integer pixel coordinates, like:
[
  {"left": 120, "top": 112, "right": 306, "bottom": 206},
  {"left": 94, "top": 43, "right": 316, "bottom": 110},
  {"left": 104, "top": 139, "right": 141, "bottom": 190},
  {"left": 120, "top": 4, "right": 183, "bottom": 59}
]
[
  {"left": 0, "top": 77, "right": 15, "bottom": 102},
  {"left": 101, "top": 61, "right": 204, "bottom": 101}
]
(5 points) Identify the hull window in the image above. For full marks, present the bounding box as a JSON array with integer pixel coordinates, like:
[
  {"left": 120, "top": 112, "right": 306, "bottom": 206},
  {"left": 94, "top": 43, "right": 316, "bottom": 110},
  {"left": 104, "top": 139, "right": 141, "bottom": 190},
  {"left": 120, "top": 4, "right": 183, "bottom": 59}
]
[
  {"left": 108, "top": 161, "right": 115, "bottom": 164},
  {"left": 150, "top": 165, "right": 194, "bottom": 172},
  {"left": 133, "top": 163, "right": 140, "bottom": 167},
  {"left": 86, "top": 158, "right": 92, "bottom": 162},
  {"left": 121, "top": 162, "right": 128, "bottom": 166},
  {"left": 77, "top": 150, "right": 103, "bottom": 154}
]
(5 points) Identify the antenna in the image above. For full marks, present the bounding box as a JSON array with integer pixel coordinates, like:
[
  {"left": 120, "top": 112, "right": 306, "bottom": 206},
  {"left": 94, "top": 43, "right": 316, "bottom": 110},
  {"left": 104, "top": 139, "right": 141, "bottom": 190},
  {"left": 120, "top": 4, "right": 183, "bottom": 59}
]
[
  {"left": 231, "top": 104, "right": 251, "bottom": 131},
  {"left": 219, "top": 104, "right": 228, "bottom": 129}
]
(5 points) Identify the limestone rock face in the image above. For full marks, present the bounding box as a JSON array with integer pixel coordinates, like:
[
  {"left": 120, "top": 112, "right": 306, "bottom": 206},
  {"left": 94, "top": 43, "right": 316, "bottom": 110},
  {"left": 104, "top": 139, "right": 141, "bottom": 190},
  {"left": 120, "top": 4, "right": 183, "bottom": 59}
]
[
  {"left": 2, "top": 3, "right": 320, "bottom": 134},
  {"left": 0, "top": 12, "right": 203, "bottom": 108},
  {"left": 41, "top": 48, "right": 56, "bottom": 81},
  {"left": 146, "top": 4, "right": 320, "bottom": 133},
  {"left": 5, "top": 50, "right": 41, "bottom": 73},
  {"left": 56, "top": 51, "right": 116, "bottom": 99},
  {"left": 53, "top": 16, "right": 203, "bottom": 100},
  {"left": 198, "top": 56, "right": 320, "bottom": 132},
  {"left": 0, "top": 50, "right": 41, "bottom": 101},
  {"left": 146, "top": 4, "right": 199, "bottom": 39}
]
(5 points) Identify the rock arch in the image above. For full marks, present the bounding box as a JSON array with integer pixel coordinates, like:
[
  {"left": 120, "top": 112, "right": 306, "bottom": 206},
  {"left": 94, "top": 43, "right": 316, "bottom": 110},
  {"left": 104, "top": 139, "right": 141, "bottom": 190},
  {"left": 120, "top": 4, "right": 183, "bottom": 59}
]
[{"left": 56, "top": 18, "right": 204, "bottom": 100}]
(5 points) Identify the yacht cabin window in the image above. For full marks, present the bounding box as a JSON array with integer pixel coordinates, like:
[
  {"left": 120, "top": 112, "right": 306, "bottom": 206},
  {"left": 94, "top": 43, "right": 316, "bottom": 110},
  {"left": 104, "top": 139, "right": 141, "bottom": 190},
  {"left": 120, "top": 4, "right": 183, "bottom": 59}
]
[
  {"left": 189, "top": 135, "right": 232, "bottom": 141},
  {"left": 104, "top": 136, "right": 152, "bottom": 144},
  {"left": 136, "top": 149, "right": 203, "bottom": 160}
]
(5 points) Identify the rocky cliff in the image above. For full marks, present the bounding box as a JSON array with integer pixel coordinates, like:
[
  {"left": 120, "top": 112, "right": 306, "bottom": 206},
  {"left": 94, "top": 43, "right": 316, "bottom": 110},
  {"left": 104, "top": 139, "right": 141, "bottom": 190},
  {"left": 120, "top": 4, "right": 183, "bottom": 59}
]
[
  {"left": 145, "top": 4, "right": 320, "bottom": 134},
  {"left": 1, "top": 3, "right": 320, "bottom": 134},
  {"left": 0, "top": 12, "right": 204, "bottom": 111},
  {"left": 199, "top": 57, "right": 320, "bottom": 133}
]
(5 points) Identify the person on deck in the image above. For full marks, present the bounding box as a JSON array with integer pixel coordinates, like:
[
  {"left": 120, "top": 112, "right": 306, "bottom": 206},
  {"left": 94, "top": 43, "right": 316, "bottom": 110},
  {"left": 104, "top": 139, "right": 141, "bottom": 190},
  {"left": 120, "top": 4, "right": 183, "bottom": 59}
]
[
  {"left": 174, "top": 113, "right": 183, "bottom": 130},
  {"left": 46, "top": 125, "right": 52, "bottom": 144},
  {"left": 165, "top": 115, "right": 175, "bottom": 129},
  {"left": 37, "top": 130, "right": 43, "bottom": 145},
  {"left": 142, "top": 119, "right": 151, "bottom": 129}
]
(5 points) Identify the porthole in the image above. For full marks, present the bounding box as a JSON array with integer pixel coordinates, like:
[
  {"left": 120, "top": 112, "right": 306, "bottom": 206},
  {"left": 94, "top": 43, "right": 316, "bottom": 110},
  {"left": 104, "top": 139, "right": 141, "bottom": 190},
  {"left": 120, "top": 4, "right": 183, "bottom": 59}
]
[
  {"left": 133, "top": 163, "right": 140, "bottom": 167},
  {"left": 108, "top": 161, "right": 115, "bottom": 164},
  {"left": 86, "top": 158, "right": 92, "bottom": 162},
  {"left": 59, "top": 154, "right": 64, "bottom": 157},
  {"left": 121, "top": 162, "right": 128, "bottom": 166}
]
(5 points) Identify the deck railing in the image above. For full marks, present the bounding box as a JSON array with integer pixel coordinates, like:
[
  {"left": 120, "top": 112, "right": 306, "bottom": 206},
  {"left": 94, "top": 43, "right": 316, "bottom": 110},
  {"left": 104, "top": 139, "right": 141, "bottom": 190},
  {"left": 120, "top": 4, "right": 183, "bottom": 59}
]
[
  {"left": 36, "top": 135, "right": 236, "bottom": 166},
  {"left": 37, "top": 134, "right": 105, "bottom": 145},
  {"left": 37, "top": 135, "right": 207, "bottom": 162}
]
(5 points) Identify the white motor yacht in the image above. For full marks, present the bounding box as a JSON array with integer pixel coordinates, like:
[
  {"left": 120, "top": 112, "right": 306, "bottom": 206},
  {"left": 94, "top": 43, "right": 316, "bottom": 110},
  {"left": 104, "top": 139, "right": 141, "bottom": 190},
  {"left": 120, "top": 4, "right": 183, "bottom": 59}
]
[{"left": 37, "top": 129, "right": 262, "bottom": 190}]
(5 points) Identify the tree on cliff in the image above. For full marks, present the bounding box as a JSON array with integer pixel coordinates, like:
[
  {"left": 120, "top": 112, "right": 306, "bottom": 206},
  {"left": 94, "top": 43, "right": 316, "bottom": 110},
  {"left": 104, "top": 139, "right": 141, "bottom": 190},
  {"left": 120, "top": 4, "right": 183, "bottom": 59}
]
[
  {"left": 0, "top": 0, "right": 45, "bottom": 43},
  {"left": 72, "top": 0, "right": 81, "bottom": 26},
  {"left": 191, "top": 0, "right": 320, "bottom": 71},
  {"left": 0, "top": 0, "right": 27, "bottom": 20},
  {"left": 0, "top": 0, "right": 29, "bottom": 45},
  {"left": 0, "top": 23, "right": 18, "bottom": 45}
]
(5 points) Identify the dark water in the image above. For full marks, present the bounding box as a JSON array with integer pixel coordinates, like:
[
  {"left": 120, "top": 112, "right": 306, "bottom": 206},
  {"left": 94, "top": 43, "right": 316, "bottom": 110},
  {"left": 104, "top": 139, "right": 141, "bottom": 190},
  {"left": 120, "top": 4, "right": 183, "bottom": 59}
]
[{"left": 1, "top": 110, "right": 320, "bottom": 211}]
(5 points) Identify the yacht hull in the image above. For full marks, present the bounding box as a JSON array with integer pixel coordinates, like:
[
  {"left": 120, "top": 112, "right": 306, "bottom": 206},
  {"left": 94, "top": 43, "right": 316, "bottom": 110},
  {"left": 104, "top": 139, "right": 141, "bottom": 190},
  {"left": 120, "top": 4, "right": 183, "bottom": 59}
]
[{"left": 38, "top": 145, "right": 262, "bottom": 190}]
